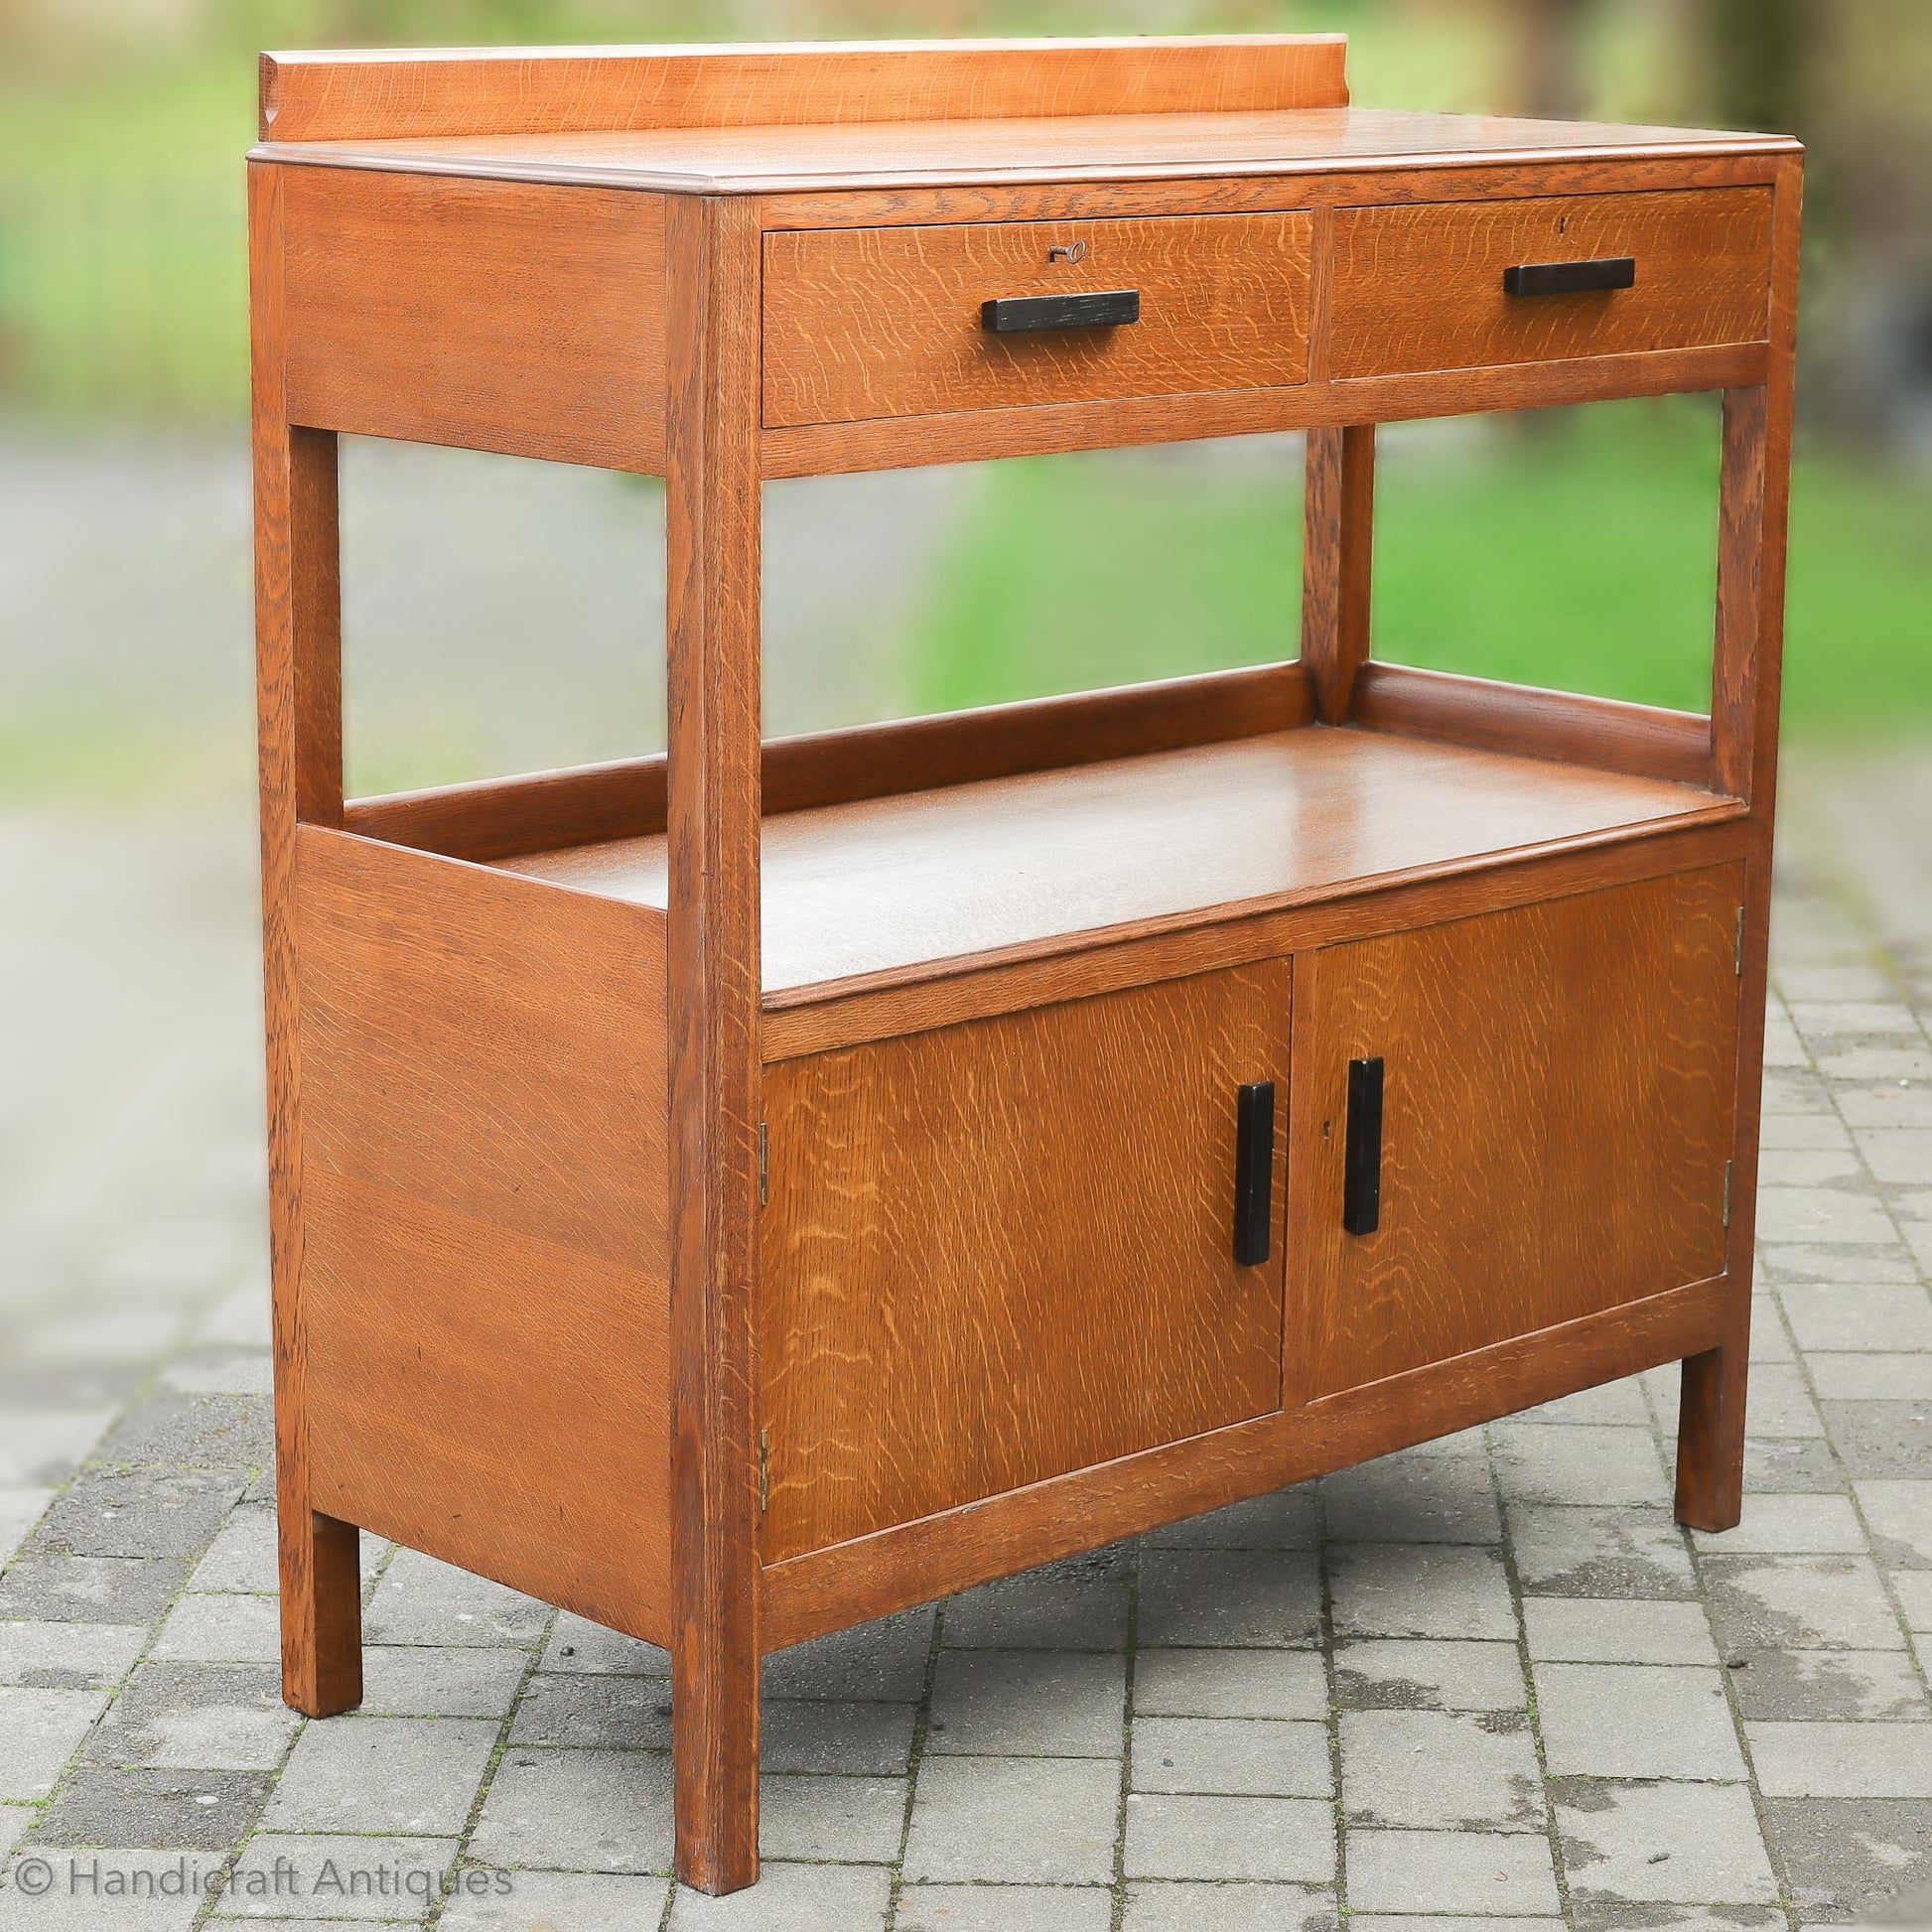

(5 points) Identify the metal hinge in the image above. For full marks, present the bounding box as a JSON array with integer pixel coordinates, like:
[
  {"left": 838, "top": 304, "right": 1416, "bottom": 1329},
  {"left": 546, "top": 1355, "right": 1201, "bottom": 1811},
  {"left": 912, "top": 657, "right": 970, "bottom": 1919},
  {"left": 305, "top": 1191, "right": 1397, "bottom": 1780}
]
[
  {"left": 1734, "top": 905, "right": 1745, "bottom": 976},
  {"left": 758, "top": 1123, "right": 768, "bottom": 1208},
  {"left": 758, "top": 1429, "right": 770, "bottom": 1513},
  {"left": 1722, "top": 1160, "right": 1733, "bottom": 1229}
]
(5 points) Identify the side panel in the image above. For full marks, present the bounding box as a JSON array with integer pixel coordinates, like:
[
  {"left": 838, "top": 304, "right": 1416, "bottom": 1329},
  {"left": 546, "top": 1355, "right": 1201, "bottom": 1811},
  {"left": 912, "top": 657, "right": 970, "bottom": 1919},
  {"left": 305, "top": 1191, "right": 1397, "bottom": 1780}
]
[
  {"left": 1289, "top": 864, "right": 1742, "bottom": 1397},
  {"left": 282, "top": 168, "right": 666, "bottom": 473},
  {"left": 760, "top": 962, "right": 1291, "bottom": 1562},
  {"left": 294, "top": 826, "right": 674, "bottom": 1643}
]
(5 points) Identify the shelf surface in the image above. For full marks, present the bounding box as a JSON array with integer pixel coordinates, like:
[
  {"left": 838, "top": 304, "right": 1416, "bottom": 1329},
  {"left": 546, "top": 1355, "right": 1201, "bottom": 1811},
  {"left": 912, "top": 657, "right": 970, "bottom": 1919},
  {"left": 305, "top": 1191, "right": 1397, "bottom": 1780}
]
[
  {"left": 497, "top": 725, "right": 1736, "bottom": 997},
  {"left": 256, "top": 105, "right": 1789, "bottom": 195}
]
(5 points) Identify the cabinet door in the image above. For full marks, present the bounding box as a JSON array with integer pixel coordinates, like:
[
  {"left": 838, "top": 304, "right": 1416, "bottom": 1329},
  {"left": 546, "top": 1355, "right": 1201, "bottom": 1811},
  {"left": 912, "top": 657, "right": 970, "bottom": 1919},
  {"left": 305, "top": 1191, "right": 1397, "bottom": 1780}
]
[
  {"left": 1289, "top": 866, "right": 1742, "bottom": 1399},
  {"left": 760, "top": 962, "right": 1290, "bottom": 1562}
]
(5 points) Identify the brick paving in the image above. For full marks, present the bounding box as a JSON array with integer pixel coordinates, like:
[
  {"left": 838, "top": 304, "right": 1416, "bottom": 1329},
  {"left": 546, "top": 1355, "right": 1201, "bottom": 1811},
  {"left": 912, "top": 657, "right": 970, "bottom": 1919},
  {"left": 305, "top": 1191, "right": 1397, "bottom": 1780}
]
[{"left": 3, "top": 781, "right": 1931, "bottom": 1928}]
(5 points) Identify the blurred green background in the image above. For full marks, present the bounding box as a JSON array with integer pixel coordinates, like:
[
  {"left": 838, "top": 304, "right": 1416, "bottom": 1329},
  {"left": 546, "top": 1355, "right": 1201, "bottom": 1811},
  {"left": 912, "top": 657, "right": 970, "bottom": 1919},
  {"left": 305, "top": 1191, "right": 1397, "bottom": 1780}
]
[{"left": 1, "top": 0, "right": 1929, "bottom": 808}]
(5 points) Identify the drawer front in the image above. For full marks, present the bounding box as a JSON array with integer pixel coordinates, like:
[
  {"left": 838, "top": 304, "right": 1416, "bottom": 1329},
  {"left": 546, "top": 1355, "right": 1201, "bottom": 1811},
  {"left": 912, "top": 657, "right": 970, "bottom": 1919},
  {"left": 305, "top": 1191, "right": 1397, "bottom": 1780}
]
[
  {"left": 1328, "top": 187, "right": 1774, "bottom": 379},
  {"left": 759, "top": 963, "right": 1290, "bottom": 1562},
  {"left": 762, "top": 212, "right": 1313, "bottom": 429}
]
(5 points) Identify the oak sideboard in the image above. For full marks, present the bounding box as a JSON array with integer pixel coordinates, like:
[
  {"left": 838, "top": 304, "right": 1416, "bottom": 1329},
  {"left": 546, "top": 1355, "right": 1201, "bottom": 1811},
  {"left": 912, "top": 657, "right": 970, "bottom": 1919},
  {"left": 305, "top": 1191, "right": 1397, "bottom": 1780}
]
[{"left": 248, "top": 34, "right": 1800, "bottom": 1891}]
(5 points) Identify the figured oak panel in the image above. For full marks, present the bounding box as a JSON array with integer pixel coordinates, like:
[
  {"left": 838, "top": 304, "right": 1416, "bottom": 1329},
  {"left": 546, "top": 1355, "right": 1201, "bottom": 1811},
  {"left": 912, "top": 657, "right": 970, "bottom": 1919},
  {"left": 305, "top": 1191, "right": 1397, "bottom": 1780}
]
[
  {"left": 759, "top": 963, "right": 1291, "bottom": 1560},
  {"left": 763, "top": 212, "right": 1311, "bottom": 427},
  {"left": 1290, "top": 864, "right": 1742, "bottom": 1397},
  {"left": 1329, "top": 188, "right": 1772, "bottom": 378}
]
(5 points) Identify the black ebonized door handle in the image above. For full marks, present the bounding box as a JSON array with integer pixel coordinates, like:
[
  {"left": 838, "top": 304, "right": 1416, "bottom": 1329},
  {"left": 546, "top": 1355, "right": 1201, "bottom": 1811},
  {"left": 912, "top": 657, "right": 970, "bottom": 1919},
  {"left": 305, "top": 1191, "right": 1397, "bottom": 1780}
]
[
  {"left": 1342, "top": 1057, "right": 1384, "bottom": 1237},
  {"left": 1502, "top": 256, "right": 1637, "bottom": 298},
  {"left": 981, "top": 290, "right": 1141, "bottom": 333},
  {"left": 1233, "top": 1081, "right": 1276, "bottom": 1267}
]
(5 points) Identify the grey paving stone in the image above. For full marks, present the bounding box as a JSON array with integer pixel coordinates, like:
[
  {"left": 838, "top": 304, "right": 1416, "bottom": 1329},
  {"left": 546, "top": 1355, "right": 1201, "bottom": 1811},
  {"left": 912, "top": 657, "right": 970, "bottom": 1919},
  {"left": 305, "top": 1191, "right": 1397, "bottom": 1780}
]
[
  {"left": 507, "top": 1673, "right": 669, "bottom": 1750},
  {"left": 0, "top": 1620, "right": 148, "bottom": 1689},
  {"left": 1133, "top": 1646, "right": 1328, "bottom": 1720},
  {"left": 1820, "top": 1400, "right": 1932, "bottom": 1478},
  {"left": 1727, "top": 1647, "right": 1929, "bottom": 1721},
  {"left": 1757, "top": 1187, "right": 1901, "bottom": 1246},
  {"left": 1555, "top": 1778, "right": 1779, "bottom": 1904},
  {"left": 1749, "top": 1300, "right": 1797, "bottom": 1362},
  {"left": 0, "top": 1487, "right": 53, "bottom": 1568},
  {"left": 1133, "top": 1716, "right": 1330, "bottom": 1797},
  {"left": 1138, "top": 1549, "right": 1322, "bottom": 1647},
  {"left": 1571, "top": 1910, "right": 1782, "bottom": 1932},
  {"left": 1490, "top": 1424, "right": 1672, "bottom": 1507},
  {"left": 1746, "top": 1721, "right": 1932, "bottom": 1797},
  {"left": 264, "top": 1715, "right": 499, "bottom": 1834},
  {"left": 1123, "top": 1792, "right": 1334, "bottom": 1882},
  {"left": 1742, "top": 1437, "right": 1852, "bottom": 1493},
  {"left": 1781, "top": 1284, "right": 1932, "bottom": 1351},
  {"left": 439, "top": 1867, "right": 671, "bottom": 1930},
  {"left": 364, "top": 1550, "right": 550, "bottom": 1648},
  {"left": 897, "top": 1882, "right": 1113, "bottom": 1932},
  {"left": 1701, "top": 1553, "right": 1908, "bottom": 1651},
  {"left": 0, "top": 1555, "right": 190, "bottom": 1624},
  {"left": 763, "top": 1607, "right": 933, "bottom": 1697},
  {"left": 29, "top": 1469, "right": 242, "bottom": 1562},
  {"left": 1345, "top": 1827, "right": 1560, "bottom": 1915},
  {"left": 93, "top": 1395, "right": 272, "bottom": 1473},
  {"left": 1141, "top": 1484, "right": 1319, "bottom": 1549},
  {"left": 0, "top": 1847, "right": 210, "bottom": 1929},
  {"left": 1121, "top": 1878, "right": 1337, "bottom": 1932},
  {"left": 1690, "top": 1492, "right": 1869, "bottom": 1554},
  {"left": 1731, "top": 1362, "right": 1830, "bottom": 1438},
  {"left": 1354, "top": 1921, "right": 1561, "bottom": 1932},
  {"left": 183, "top": 1506, "right": 279, "bottom": 1593},
  {"left": 1760, "top": 1068, "right": 1837, "bottom": 1117},
  {"left": 158, "top": 1346, "right": 274, "bottom": 1396},
  {"left": 469, "top": 1747, "right": 673, "bottom": 1872},
  {"left": 760, "top": 1699, "right": 915, "bottom": 1775},
  {"left": 1534, "top": 1663, "right": 1747, "bottom": 1779},
  {"left": 665, "top": 1861, "right": 891, "bottom": 1930},
  {"left": 31, "top": 1765, "right": 271, "bottom": 1850},
  {"left": 1320, "top": 1454, "right": 1502, "bottom": 1544},
  {"left": 1328, "top": 1543, "right": 1517, "bottom": 1640},
  {"left": 1508, "top": 1506, "right": 1697, "bottom": 1598},
  {"left": 0, "top": 1409, "right": 118, "bottom": 1486},
  {"left": 541, "top": 1612, "right": 671, "bottom": 1677},
  {"left": 1898, "top": 1573, "right": 1932, "bottom": 1632},
  {"left": 1761, "top": 1148, "right": 1866, "bottom": 1186},
  {"left": 1762, "top": 1796, "right": 1932, "bottom": 1924},
  {"left": 1523, "top": 1597, "right": 1721, "bottom": 1664},
  {"left": 1764, "top": 1240, "right": 1921, "bottom": 1281},
  {"left": 1856, "top": 1127, "right": 1932, "bottom": 1183},
  {"left": 1339, "top": 1707, "right": 1541, "bottom": 1831},
  {"left": 905, "top": 1755, "right": 1118, "bottom": 1883},
  {"left": 1332, "top": 1638, "right": 1527, "bottom": 1712},
  {"left": 218, "top": 1832, "right": 458, "bottom": 1920},
  {"left": 0, "top": 1685, "right": 111, "bottom": 1798},
  {"left": 84, "top": 1662, "right": 298, "bottom": 1770},
  {"left": 360, "top": 1645, "right": 529, "bottom": 1719},
  {"left": 943, "top": 1553, "right": 1130, "bottom": 1652},
  {"left": 151, "top": 1591, "right": 280, "bottom": 1664},
  {"left": 1811, "top": 1352, "right": 1932, "bottom": 1400},
  {"left": 0, "top": 1802, "right": 34, "bottom": 1851},
  {"left": 926, "top": 1649, "right": 1125, "bottom": 1756},
  {"left": 1857, "top": 1478, "right": 1932, "bottom": 1568},
  {"left": 1519, "top": 1376, "right": 1655, "bottom": 1427},
  {"left": 758, "top": 1772, "right": 905, "bottom": 1862}
]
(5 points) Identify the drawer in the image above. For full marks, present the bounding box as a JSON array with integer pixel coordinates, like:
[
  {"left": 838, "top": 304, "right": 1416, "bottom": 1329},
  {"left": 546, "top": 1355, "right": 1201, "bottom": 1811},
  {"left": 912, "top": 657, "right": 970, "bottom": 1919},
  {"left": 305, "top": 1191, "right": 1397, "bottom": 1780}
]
[
  {"left": 762, "top": 212, "right": 1313, "bottom": 429},
  {"left": 1328, "top": 187, "right": 1774, "bottom": 380}
]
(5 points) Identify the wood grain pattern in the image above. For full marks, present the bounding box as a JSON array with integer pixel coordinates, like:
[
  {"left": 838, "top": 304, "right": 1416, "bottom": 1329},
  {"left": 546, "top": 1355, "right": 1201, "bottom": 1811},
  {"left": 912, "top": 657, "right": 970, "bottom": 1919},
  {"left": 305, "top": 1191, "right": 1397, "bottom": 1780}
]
[
  {"left": 759, "top": 342, "right": 1769, "bottom": 479},
  {"left": 1289, "top": 865, "right": 1741, "bottom": 1397},
  {"left": 664, "top": 191, "right": 765, "bottom": 1895},
  {"left": 293, "top": 827, "right": 674, "bottom": 1640},
  {"left": 260, "top": 36, "right": 1350, "bottom": 144},
  {"left": 763, "top": 213, "right": 1311, "bottom": 428},
  {"left": 1329, "top": 188, "right": 1774, "bottom": 379},
  {"left": 762, "top": 1272, "right": 1727, "bottom": 1648},
  {"left": 281, "top": 166, "right": 665, "bottom": 472},
  {"left": 760, "top": 815, "right": 1749, "bottom": 1063},
  {"left": 760, "top": 965, "right": 1290, "bottom": 1561},
  {"left": 255, "top": 106, "right": 1792, "bottom": 199},
  {"left": 1301, "top": 425, "right": 1374, "bottom": 722},
  {"left": 1352, "top": 663, "right": 1714, "bottom": 787},
  {"left": 344, "top": 661, "right": 1312, "bottom": 864},
  {"left": 500, "top": 728, "right": 1735, "bottom": 997},
  {"left": 250, "top": 158, "right": 361, "bottom": 1722}
]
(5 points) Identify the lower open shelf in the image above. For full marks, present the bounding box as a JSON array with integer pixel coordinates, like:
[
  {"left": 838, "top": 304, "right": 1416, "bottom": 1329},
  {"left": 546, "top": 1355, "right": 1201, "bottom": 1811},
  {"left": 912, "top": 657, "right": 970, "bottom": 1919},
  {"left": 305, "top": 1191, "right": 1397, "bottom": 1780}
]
[{"left": 497, "top": 722, "right": 1736, "bottom": 996}]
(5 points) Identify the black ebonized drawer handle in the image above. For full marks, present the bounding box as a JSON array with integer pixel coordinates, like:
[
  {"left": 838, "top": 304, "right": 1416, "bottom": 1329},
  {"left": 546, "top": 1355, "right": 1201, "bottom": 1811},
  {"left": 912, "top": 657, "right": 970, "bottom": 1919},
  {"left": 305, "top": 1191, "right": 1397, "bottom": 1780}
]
[
  {"left": 981, "top": 289, "right": 1141, "bottom": 334},
  {"left": 1233, "top": 1081, "right": 1276, "bottom": 1267},
  {"left": 1503, "top": 257, "right": 1637, "bottom": 298},
  {"left": 1342, "top": 1057, "right": 1384, "bottom": 1238}
]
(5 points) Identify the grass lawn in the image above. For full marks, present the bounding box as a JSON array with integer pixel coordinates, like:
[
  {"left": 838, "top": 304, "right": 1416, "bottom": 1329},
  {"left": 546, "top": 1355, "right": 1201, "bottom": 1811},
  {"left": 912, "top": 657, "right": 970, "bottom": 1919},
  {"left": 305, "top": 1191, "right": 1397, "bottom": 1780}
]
[{"left": 908, "top": 401, "right": 1932, "bottom": 739}]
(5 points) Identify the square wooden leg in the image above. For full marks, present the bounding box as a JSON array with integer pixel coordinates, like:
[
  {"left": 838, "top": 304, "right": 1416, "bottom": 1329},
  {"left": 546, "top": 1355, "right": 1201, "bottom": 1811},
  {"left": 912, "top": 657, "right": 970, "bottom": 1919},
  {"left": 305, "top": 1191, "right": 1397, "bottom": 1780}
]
[
  {"left": 1675, "top": 1340, "right": 1747, "bottom": 1532},
  {"left": 278, "top": 1506, "right": 363, "bottom": 1717}
]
